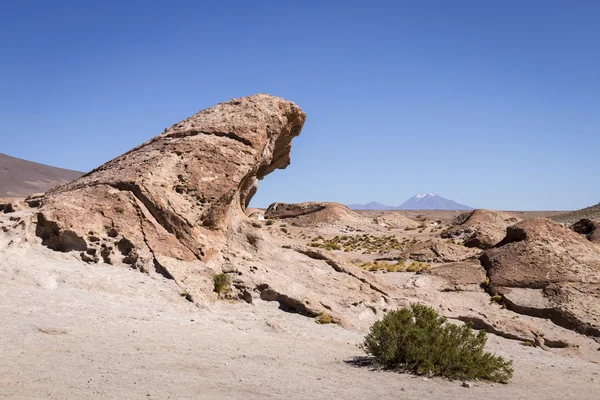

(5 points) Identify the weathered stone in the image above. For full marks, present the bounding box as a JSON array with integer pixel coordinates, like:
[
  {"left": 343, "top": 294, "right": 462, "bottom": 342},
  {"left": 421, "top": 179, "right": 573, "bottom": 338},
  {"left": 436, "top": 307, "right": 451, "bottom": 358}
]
[
  {"left": 481, "top": 218, "right": 600, "bottom": 337},
  {"left": 441, "top": 209, "right": 521, "bottom": 249}
]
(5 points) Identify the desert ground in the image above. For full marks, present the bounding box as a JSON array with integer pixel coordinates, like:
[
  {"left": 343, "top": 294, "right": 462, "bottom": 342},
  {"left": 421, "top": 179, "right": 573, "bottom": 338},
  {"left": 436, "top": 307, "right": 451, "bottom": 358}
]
[
  {"left": 1, "top": 210, "right": 599, "bottom": 400},
  {"left": 1, "top": 95, "right": 599, "bottom": 399}
]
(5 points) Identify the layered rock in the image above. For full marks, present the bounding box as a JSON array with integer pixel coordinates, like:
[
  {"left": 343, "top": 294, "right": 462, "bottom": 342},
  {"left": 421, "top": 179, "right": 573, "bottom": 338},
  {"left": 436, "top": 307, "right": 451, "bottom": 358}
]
[
  {"left": 265, "top": 202, "right": 361, "bottom": 227},
  {"left": 401, "top": 239, "right": 479, "bottom": 264},
  {"left": 441, "top": 209, "right": 521, "bottom": 249},
  {"left": 481, "top": 218, "right": 600, "bottom": 337},
  {"left": 429, "top": 260, "right": 487, "bottom": 291}
]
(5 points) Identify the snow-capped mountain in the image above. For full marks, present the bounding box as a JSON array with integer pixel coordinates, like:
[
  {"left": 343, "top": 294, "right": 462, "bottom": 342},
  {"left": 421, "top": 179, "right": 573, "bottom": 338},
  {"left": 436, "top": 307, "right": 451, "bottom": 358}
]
[
  {"left": 348, "top": 194, "right": 473, "bottom": 210},
  {"left": 397, "top": 194, "right": 473, "bottom": 210}
]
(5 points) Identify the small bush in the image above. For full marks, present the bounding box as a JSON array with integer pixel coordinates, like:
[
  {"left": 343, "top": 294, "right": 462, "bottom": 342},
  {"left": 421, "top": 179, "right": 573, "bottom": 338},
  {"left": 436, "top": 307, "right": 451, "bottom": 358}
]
[
  {"left": 316, "top": 312, "right": 333, "bottom": 324},
  {"left": 361, "top": 304, "right": 513, "bottom": 383},
  {"left": 213, "top": 273, "right": 230, "bottom": 297},
  {"left": 265, "top": 220, "right": 274, "bottom": 226},
  {"left": 280, "top": 227, "right": 288, "bottom": 233}
]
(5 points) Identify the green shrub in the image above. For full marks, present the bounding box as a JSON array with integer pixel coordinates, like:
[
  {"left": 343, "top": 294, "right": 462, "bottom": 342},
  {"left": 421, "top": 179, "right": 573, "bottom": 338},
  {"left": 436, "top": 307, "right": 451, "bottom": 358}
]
[
  {"left": 361, "top": 304, "right": 513, "bottom": 383},
  {"left": 213, "top": 273, "right": 230, "bottom": 297}
]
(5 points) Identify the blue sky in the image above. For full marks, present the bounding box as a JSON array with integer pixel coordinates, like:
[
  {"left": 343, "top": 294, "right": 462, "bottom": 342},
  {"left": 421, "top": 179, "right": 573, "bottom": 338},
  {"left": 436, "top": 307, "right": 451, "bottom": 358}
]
[{"left": 1, "top": 1, "right": 598, "bottom": 210}]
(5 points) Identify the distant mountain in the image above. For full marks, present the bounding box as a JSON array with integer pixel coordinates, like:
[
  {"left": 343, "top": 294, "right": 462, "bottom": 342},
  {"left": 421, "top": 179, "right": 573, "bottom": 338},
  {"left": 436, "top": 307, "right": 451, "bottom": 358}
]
[
  {"left": 0, "top": 153, "right": 84, "bottom": 198},
  {"left": 348, "top": 194, "right": 473, "bottom": 211},
  {"left": 397, "top": 193, "right": 473, "bottom": 210},
  {"left": 346, "top": 201, "right": 397, "bottom": 210}
]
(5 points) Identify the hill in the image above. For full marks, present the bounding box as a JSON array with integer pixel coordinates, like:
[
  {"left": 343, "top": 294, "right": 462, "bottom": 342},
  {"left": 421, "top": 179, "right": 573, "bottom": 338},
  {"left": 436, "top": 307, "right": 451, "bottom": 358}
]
[
  {"left": 0, "top": 153, "right": 84, "bottom": 198},
  {"left": 553, "top": 202, "right": 600, "bottom": 224}
]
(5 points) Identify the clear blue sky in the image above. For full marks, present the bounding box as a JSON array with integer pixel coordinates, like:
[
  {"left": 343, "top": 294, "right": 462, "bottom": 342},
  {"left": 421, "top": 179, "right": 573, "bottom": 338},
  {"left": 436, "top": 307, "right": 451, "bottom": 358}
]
[{"left": 1, "top": 0, "right": 598, "bottom": 210}]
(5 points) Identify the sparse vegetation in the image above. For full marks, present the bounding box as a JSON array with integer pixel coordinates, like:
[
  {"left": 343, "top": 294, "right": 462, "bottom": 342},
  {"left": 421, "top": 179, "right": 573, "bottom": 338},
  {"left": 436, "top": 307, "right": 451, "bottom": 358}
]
[
  {"left": 361, "top": 304, "right": 513, "bottom": 383},
  {"left": 490, "top": 294, "right": 504, "bottom": 305},
  {"left": 308, "top": 234, "right": 405, "bottom": 253},
  {"left": 213, "top": 273, "right": 230, "bottom": 297},
  {"left": 358, "top": 259, "right": 430, "bottom": 273},
  {"left": 316, "top": 312, "right": 333, "bottom": 324}
]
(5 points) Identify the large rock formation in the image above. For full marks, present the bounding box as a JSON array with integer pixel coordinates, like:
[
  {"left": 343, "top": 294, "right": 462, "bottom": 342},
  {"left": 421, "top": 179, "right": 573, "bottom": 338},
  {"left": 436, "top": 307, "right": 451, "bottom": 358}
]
[
  {"left": 32, "top": 94, "right": 305, "bottom": 294},
  {"left": 481, "top": 218, "right": 600, "bottom": 337},
  {"left": 441, "top": 209, "right": 521, "bottom": 249},
  {"left": 28, "top": 94, "right": 400, "bottom": 328}
]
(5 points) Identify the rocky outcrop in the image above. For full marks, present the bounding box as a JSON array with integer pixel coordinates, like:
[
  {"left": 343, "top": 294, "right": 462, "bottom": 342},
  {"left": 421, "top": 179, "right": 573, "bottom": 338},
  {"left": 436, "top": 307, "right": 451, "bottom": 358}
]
[
  {"left": 481, "top": 218, "right": 600, "bottom": 337},
  {"left": 33, "top": 94, "right": 306, "bottom": 286},
  {"left": 265, "top": 202, "right": 361, "bottom": 227},
  {"left": 571, "top": 218, "right": 600, "bottom": 244},
  {"left": 28, "top": 94, "right": 401, "bottom": 327},
  {"left": 441, "top": 209, "right": 521, "bottom": 249}
]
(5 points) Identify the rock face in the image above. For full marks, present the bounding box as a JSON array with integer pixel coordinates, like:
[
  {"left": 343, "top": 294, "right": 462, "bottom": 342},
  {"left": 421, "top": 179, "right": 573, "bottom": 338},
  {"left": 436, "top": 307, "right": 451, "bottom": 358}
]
[
  {"left": 29, "top": 94, "right": 399, "bottom": 327},
  {"left": 35, "top": 94, "right": 306, "bottom": 278},
  {"left": 402, "top": 239, "right": 479, "bottom": 264},
  {"left": 265, "top": 202, "right": 361, "bottom": 227},
  {"left": 441, "top": 209, "right": 521, "bottom": 249},
  {"left": 481, "top": 218, "right": 600, "bottom": 337},
  {"left": 571, "top": 218, "right": 600, "bottom": 245}
]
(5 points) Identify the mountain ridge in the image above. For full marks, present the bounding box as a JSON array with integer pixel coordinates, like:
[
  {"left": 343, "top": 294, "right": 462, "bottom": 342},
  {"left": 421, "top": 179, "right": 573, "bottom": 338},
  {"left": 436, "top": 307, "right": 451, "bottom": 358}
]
[
  {"left": 349, "top": 193, "right": 473, "bottom": 210},
  {"left": 0, "top": 153, "right": 84, "bottom": 198}
]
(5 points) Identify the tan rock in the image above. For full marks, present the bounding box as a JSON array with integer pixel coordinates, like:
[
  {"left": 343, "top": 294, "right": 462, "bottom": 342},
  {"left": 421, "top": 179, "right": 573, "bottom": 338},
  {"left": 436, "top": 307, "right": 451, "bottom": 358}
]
[
  {"left": 481, "top": 218, "right": 600, "bottom": 336},
  {"left": 441, "top": 209, "right": 521, "bottom": 249},
  {"left": 429, "top": 260, "right": 486, "bottom": 289},
  {"left": 29, "top": 95, "right": 403, "bottom": 326},
  {"left": 402, "top": 239, "right": 479, "bottom": 263},
  {"left": 265, "top": 202, "right": 361, "bottom": 227},
  {"left": 372, "top": 212, "right": 418, "bottom": 229}
]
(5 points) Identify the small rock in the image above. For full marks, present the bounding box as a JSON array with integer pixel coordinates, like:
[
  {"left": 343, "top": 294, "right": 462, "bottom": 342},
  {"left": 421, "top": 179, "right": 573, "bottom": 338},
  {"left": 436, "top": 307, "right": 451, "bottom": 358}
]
[{"left": 462, "top": 381, "right": 473, "bottom": 388}]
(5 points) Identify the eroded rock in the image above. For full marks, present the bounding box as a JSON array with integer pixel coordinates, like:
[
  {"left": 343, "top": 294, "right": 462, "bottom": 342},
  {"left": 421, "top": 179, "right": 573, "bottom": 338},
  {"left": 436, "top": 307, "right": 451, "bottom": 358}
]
[
  {"left": 441, "top": 209, "right": 521, "bottom": 249},
  {"left": 265, "top": 202, "right": 361, "bottom": 227},
  {"left": 481, "top": 218, "right": 600, "bottom": 337}
]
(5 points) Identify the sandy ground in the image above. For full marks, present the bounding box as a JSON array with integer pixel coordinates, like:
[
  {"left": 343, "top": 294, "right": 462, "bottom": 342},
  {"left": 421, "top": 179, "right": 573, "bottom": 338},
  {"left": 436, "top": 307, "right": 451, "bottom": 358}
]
[{"left": 1, "top": 225, "right": 599, "bottom": 400}]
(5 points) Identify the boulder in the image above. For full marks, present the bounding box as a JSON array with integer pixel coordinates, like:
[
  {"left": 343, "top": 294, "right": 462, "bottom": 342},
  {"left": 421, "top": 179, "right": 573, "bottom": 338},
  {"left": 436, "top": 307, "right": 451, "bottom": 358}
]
[
  {"left": 441, "top": 209, "right": 521, "bottom": 249},
  {"left": 481, "top": 218, "right": 600, "bottom": 336}
]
